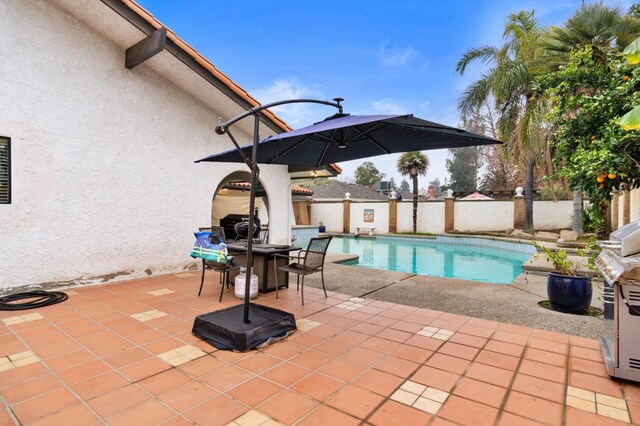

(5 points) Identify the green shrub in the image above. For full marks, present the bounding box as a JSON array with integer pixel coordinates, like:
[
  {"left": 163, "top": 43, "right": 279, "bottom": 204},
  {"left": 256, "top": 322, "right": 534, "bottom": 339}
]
[{"left": 582, "top": 203, "right": 606, "bottom": 235}]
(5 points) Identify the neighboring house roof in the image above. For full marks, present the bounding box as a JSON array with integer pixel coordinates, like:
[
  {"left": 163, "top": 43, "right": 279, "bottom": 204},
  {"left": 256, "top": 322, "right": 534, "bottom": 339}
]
[
  {"left": 292, "top": 185, "right": 313, "bottom": 195},
  {"left": 306, "top": 181, "right": 389, "bottom": 201}
]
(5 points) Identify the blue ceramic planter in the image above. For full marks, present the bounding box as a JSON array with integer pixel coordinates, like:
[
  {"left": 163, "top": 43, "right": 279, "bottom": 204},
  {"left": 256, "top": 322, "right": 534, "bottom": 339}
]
[{"left": 547, "top": 272, "right": 592, "bottom": 314}]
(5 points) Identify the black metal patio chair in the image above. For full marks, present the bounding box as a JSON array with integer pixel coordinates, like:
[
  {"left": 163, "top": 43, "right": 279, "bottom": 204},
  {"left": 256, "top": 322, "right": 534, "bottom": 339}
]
[
  {"left": 196, "top": 226, "right": 242, "bottom": 302},
  {"left": 273, "top": 235, "right": 333, "bottom": 305}
]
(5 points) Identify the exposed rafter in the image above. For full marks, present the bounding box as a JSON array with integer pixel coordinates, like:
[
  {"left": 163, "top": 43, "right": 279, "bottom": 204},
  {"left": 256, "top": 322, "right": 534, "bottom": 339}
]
[
  {"left": 125, "top": 27, "right": 167, "bottom": 69},
  {"left": 99, "top": 0, "right": 289, "bottom": 135}
]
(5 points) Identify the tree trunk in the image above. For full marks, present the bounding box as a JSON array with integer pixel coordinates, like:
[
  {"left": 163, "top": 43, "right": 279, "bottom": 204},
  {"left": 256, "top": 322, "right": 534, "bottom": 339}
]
[
  {"left": 412, "top": 174, "right": 418, "bottom": 233},
  {"left": 524, "top": 156, "right": 535, "bottom": 231},
  {"left": 572, "top": 191, "right": 583, "bottom": 235}
]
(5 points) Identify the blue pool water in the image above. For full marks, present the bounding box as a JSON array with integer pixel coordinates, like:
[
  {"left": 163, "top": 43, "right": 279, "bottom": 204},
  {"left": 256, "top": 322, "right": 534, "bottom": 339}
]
[{"left": 328, "top": 236, "right": 536, "bottom": 284}]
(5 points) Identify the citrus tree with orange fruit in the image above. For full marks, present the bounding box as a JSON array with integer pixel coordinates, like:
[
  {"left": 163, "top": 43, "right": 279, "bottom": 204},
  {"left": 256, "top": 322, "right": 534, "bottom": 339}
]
[{"left": 536, "top": 45, "right": 640, "bottom": 204}]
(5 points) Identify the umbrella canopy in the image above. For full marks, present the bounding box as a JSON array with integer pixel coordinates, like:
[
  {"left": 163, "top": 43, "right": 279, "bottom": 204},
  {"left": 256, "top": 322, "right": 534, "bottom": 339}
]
[
  {"left": 197, "top": 114, "right": 500, "bottom": 167},
  {"left": 460, "top": 192, "right": 494, "bottom": 200},
  {"left": 195, "top": 101, "right": 502, "bottom": 339}
]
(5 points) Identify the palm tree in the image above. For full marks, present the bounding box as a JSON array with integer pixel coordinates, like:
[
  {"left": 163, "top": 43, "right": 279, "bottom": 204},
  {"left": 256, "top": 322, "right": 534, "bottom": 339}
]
[
  {"left": 545, "top": 2, "right": 640, "bottom": 66},
  {"left": 397, "top": 152, "right": 429, "bottom": 233},
  {"left": 544, "top": 2, "right": 640, "bottom": 234},
  {"left": 456, "top": 10, "right": 548, "bottom": 231}
]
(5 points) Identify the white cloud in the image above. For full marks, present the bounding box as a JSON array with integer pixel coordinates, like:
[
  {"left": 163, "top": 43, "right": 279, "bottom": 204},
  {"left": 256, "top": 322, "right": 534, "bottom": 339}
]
[
  {"left": 370, "top": 99, "right": 410, "bottom": 115},
  {"left": 379, "top": 44, "right": 421, "bottom": 67},
  {"left": 251, "top": 78, "right": 326, "bottom": 127}
]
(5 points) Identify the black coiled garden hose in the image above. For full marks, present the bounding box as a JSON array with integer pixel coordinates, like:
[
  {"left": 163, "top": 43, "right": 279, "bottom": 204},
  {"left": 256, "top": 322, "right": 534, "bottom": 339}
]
[{"left": 0, "top": 291, "right": 68, "bottom": 311}]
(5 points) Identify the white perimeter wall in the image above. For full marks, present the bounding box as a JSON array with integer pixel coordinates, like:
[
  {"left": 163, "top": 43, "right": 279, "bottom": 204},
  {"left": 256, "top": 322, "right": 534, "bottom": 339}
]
[
  {"left": 454, "top": 201, "right": 513, "bottom": 232},
  {"left": 310, "top": 199, "right": 579, "bottom": 234},
  {"left": 612, "top": 188, "right": 640, "bottom": 230},
  {"left": 618, "top": 191, "right": 625, "bottom": 227},
  {"left": 349, "top": 202, "right": 389, "bottom": 234},
  {"left": 310, "top": 202, "right": 343, "bottom": 232},
  {"left": 396, "top": 202, "right": 445, "bottom": 234},
  {"left": 0, "top": 0, "right": 291, "bottom": 290},
  {"left": 533, "top": 201, "right": 574, "bottom": 230}
]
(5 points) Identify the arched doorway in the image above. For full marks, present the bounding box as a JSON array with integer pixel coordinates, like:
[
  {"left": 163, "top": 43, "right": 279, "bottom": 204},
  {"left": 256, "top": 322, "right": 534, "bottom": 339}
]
[{"left": 211, "top": 171, "right": 270, "bottom": 242}]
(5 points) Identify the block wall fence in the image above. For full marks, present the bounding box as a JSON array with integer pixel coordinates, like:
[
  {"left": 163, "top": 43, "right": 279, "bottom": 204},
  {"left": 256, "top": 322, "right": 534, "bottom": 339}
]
[
  {"left": 309, "top": 194, "right": 576, "bottom": 234},
  {"left": 611, "top": 188, "right": 640, "bottom": 230}
]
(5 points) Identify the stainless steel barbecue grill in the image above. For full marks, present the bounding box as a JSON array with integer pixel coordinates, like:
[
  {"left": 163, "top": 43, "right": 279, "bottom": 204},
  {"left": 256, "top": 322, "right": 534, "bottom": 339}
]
[
  {"left": 597, "top": 220, "right": 640, "bottom": 382},
  {"left": 599, "top": 221, "right": 640, "bottom": 257}
]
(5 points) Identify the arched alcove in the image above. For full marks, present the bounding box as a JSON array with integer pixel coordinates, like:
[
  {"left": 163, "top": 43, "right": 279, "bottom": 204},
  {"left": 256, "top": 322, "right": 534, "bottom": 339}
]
[{"left": 210, "top": 171, "right": 270, "bottom": 242}]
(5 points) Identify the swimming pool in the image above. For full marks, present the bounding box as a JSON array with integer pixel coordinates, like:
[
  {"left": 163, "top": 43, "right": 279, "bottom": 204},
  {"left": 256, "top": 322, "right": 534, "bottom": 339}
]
[{"left": 328, "top": 236, "right": 536, "bottom": 284}]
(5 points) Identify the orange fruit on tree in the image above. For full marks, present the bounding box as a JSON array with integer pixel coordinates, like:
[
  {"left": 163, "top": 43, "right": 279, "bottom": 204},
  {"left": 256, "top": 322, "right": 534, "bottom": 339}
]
[
  {"left": 608, "top": 173, "right": 617, "bottom": 179},
  {"left": 598, "top": 183, "right": 604, "bottom": 189},
  {"left": 623, "top": 75, "right": 630, "bottom": 81},
  {"left": 597, "top": 176, "right": 605, "bottom": 182}
]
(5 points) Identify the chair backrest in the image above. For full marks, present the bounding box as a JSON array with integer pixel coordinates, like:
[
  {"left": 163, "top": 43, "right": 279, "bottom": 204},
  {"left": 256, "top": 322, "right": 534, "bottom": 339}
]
[
  {"left": 210, "top": 226, "right": 227, "bottom": 244},
  {"left": 198, "top": 226, "right": 227, "bottom": 244},
  {"left": 259, "top": 228, "right": 269, "bottom": 244},
  {"left": 303, "top": 236, "right": 333, "bottom": 270}
]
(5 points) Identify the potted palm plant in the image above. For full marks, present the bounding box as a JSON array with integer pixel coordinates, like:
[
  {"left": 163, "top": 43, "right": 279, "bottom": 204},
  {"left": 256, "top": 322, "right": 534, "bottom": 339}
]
[{"left": 533, "top": 242, "right": 598, "bottom": 314}]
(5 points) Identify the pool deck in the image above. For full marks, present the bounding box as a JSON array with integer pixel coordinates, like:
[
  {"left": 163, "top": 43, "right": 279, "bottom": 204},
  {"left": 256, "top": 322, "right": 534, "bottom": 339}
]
[
  {"left": 311, "top": 252, "right": 604, "bottom": 339},
  {"left": 0, "top": 271, "right": 635, "bottom": 425}
]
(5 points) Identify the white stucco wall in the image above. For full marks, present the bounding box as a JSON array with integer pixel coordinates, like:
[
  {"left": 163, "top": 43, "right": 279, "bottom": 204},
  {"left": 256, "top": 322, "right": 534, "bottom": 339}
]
[
  {"left": 0, "top": 0, "right": 291, "bottom": 290},
  {"left": 417, "top": 202, "right": 446, "bottom": 234},
  {"left": 396, "top": 202, "right": 413, "bottom": 233},
  {"left": 310, "top": 198, "right": 581, "bottom": 234},
  {"left": 631, "top": 189, "right": 639, "bottom": 223},
  {"left": 619, "top": 191, "right": 626, "bottom": 228},
  {"left": 454, "top": 201, "right": 514, "bottom": 232},
  {"left": 396, "top": 201, "right": 445, "bottom": 234},
  {"left": 310, "top": 202, "right": 343, "bottom": 232},
  {"left": 611, "top": 189, "right": 640, "bottom": 229},
  {"left": 349, "top": 202, "right": 389, "bottom": 234},
  {"left": 533, "top": 200, "right": 574, "bottom": 230}
]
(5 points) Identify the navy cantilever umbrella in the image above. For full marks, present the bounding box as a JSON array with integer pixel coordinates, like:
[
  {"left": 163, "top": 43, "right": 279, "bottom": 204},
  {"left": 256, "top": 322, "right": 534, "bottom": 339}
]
[
  {"left": 192, "top": 107, "right": 501, "bottom": 351},
  {"left": 196, "top": 113, "right": 500, "bottom": 166}
]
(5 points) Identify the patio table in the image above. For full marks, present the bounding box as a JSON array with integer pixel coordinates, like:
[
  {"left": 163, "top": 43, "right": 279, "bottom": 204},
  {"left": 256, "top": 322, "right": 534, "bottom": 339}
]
[{"left": 226, "top": 243, "right": 301, "bottom": 293}]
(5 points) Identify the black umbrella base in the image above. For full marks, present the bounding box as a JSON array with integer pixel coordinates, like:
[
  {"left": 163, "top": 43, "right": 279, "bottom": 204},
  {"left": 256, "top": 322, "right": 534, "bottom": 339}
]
[{"left": 192, "top": 303, "right": 296, "bottom": 352}]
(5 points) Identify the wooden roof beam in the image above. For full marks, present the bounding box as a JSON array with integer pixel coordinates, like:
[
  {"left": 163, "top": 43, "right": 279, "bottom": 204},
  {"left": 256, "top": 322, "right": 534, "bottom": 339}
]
[{"left": 125, "top": 27, "right": 167, "bottom": 69}]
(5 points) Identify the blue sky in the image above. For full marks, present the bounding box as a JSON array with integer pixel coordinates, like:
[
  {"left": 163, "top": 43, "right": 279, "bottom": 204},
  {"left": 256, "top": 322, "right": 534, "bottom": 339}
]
[{"left": 137, "top": 0, "right": 633, "bottom": 188}]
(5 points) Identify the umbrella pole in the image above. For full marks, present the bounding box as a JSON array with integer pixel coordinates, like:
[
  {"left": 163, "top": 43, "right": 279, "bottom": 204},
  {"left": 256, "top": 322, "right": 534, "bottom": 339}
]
[
  {"left": 243, "top": 115, "right": 261, "bottom": 324},
  {"left": 212, "top": 98, "right": 345, "bottom": 324}
]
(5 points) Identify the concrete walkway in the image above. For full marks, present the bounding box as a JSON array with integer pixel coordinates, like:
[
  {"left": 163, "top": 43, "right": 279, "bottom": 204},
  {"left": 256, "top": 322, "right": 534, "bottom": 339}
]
[{"left": 303, "top": 253, "right": 604, "bottom": 339}]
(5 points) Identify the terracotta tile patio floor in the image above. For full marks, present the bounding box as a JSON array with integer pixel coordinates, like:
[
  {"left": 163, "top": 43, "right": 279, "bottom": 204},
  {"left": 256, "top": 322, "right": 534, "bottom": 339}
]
[{"left": 1, "top": 271, "right": 639, "bottom": 425}]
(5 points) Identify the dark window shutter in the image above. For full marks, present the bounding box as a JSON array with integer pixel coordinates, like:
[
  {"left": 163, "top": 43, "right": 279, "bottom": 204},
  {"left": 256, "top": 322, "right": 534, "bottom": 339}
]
[{"left": 0, "top": 137, "right": 10, "bottom": 204}]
